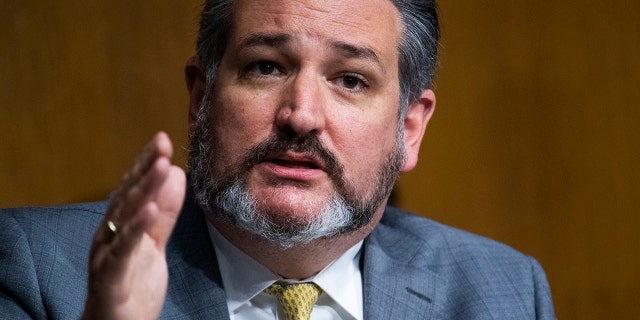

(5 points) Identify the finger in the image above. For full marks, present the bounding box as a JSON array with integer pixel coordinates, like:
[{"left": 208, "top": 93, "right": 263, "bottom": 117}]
[
  {"left": 109, "top": 132, "right": 173, "bottom": 224},
  {"left": 125, "top": 132, "right": 173, "bottom": 187},
  {"left": 108, "top": 201, "right": 157, "bottom": 261},
  {"left": 90, "top": 162, "right": 166, "bottom": 261},
  {"left": 89, "top": 160, "right": 171, "bottom": 282},
  {"left": 119, "top": 156, "right": 171, "bottom": 219},
  {"left": 146, "top": 165, "right": 186, "bottom": 248},
  {"left": 102, "top": 134, "right": 180, "bottom": 255},
  {"left": 92, "top": 133, "right": 171, "bottom": 248}
]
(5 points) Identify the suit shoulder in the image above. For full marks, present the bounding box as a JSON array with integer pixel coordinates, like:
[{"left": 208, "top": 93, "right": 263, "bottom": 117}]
[
  {"left": 2, "top": 201, "right": 109, "bottom": 215},
  {"left": 379, "top": 206, "right": 527, "bottom": 260},
  {"left": 375, "top": 206, "right": 545, "bottom": 288},
  {"left": 373, "top": 207, "right": 555, "bottom": 318},
  {"left": 0, "top": 201, "right": 108, "bottom": 246},
  {"left": 1, "top": 201, "right": 108, "bottom": 222}
]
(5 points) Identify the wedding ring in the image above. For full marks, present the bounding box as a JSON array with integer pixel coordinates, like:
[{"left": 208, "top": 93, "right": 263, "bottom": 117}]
[{"left": 105, "top": 220, "right": 117, "bottom": 242}]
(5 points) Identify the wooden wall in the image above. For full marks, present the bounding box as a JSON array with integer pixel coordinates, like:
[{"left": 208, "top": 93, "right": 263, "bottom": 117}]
[
  {"left": 398, "top": 1, "right": 640, "bottom": 318},
  {"left": 0, "top": 1, "right": 199, "bottom": 205},
  {"left": 1, "top": 1, "right": 638, "bottom": 319}
]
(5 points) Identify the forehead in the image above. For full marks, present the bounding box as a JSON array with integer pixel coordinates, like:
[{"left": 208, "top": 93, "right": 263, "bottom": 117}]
[{"left": 229, "top": 0, "right": 403, "bottom": 60}]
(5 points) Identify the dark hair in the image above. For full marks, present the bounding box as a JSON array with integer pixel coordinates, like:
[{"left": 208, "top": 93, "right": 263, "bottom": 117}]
[{"left": 196, "top": 0, "right": 439, "bottom": 116}]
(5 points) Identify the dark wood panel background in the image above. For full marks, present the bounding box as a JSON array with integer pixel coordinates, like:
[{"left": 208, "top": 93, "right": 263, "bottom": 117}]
[{"left": 2, "top": 1, "right": 638, "bottom": 319}]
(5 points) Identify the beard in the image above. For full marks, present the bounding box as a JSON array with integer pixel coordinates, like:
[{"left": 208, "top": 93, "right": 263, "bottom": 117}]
[{"left": 188, "top": 101, "right": 406, "bottom": 248}]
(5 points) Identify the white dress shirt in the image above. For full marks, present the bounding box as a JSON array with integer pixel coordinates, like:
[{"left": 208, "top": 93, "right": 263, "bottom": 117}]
[{"left": 207, "top": 223, "right": 364, "bottom": 320}]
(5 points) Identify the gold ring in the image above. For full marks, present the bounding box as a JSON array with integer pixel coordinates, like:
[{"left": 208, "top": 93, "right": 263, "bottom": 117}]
[{"left": 105, "top": 220, "right": 117, "bottom": 241}]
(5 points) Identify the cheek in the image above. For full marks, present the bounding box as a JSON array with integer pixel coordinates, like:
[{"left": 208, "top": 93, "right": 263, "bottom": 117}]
[
  {"left": 333, "top": 111, "right": 399, "bottom": 186},
  {"left": 209, "top": 90, "right": 276, "bottom": 161}
]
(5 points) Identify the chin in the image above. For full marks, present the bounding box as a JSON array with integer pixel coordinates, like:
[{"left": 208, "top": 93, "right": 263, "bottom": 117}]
[
  {"left": 252, "top": 184, "right": 331, "bottom": 209},
  {"left": 258, "top": 200, "right": 325, "bottom": 223}
]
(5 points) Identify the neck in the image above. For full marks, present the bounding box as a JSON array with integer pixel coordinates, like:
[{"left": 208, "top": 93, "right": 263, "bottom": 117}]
[{"left": 206, "top": 208, "right": 384, "bottom": 279}]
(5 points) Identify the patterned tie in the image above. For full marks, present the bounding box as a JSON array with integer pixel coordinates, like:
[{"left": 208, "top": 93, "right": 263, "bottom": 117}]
[{"left": 265, "top": 282, "right": 323, "bottom": 320}]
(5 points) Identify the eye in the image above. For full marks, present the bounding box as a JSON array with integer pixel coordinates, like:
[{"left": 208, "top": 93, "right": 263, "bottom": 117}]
[
  {"left": 245, "top": 61, "right": 283, "bottom": 76},
  {"left": 335, "top": 74, "right": 368, "bottom": 91}
]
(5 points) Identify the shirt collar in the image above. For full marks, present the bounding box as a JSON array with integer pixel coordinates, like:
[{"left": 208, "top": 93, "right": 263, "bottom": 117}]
[
  {"left": 207, "top": 222, "right": 279, "bottom": 311},
  {"left": 207, "top": 222, "right": 363, "bottom": 319}
]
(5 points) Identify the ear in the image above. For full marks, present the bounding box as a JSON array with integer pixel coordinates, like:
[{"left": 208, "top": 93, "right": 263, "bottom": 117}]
[
  {"left": 185, "top": 56, "right": 207, "bottom": 133},
  {"left": 401, "top": 89, "right": 436, "bottom": 172}
]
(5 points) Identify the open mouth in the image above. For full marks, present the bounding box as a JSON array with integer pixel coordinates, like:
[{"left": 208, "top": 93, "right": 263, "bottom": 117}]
[{"left": 270, "top": 159, "right": 320, "bottom": 169}]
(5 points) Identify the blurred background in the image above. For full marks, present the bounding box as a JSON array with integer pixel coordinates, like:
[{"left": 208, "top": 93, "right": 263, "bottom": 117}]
[{"left": 1, "top": 0, "right": 638, "bottom": 318}]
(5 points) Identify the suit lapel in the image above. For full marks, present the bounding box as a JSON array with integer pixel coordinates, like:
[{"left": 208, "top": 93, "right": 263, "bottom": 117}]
[
  {"left": 161, "top": 188, "right": 230, "bottom": 319},
  {"left": 362, "top": 219, "right": 447, "bottom": 320}
]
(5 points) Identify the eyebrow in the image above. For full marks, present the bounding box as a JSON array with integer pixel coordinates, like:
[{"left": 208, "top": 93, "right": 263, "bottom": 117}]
[
  {"left": 236, "top": 32, "right": 383, "bottom": 71},
  {"left": 238, "top": 32, "right": 292, "bottom": 50},
  {"left": 330, "top": 41, "right": 381, "bottom": 66}
]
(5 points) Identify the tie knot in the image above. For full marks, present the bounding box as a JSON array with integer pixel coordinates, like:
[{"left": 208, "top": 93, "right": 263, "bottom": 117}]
[{"left": 265, "top": 282, "right": 323, "bottom": 320}]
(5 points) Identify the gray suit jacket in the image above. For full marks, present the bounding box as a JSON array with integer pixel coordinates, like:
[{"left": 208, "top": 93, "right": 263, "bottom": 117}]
[{"left": 0, "top": 191, "right": 555, "bottom": 319}]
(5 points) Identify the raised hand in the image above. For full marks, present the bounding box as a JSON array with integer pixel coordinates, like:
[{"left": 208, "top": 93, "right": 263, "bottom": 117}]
[{"left": 82, "top": 132, "right": 187, "bottom": 320}]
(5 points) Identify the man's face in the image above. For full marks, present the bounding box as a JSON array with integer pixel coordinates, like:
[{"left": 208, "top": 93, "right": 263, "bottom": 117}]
[{"left": 191, "top": 0, "right": 412, "bottom": 244}]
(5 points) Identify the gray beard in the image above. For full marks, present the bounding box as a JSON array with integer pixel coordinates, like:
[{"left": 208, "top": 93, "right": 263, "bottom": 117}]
[
  {"left": 188, "top": 99, "right": 405, "bottom": 248},
  {"left": 209, "top": 180, "right": 354, "bottom": 248}
]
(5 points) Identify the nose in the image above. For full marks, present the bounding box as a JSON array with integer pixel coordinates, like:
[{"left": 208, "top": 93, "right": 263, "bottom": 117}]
[{"left": 275, "top": 70, "right": 326, "bottom": 136}]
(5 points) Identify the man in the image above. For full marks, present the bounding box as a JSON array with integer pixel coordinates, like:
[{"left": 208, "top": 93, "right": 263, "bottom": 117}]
[{"left": 1, "top": 0, "right": 556, "bottom": 319}]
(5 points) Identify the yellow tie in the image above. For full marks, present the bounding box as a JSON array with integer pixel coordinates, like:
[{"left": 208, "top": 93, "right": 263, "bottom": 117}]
[{"left": 265, "top": 282, "right": 323, "bottom": 320}]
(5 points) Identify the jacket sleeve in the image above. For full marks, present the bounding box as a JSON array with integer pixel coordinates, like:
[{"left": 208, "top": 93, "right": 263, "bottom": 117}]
[{"left": 0, "top": 212, "right": 48, "bottom": 319}]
